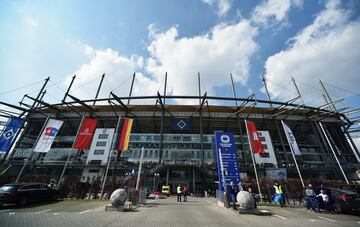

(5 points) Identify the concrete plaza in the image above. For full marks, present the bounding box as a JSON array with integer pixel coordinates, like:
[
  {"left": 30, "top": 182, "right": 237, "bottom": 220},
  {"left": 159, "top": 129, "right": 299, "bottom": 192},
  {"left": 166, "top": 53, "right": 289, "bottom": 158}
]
[{"left": 0, "top": 196, "right": 359, "bottom": 227}]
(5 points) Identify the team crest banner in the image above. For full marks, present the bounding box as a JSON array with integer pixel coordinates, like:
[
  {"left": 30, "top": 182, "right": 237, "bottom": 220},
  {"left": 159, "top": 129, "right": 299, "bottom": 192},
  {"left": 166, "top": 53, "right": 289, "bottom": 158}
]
[
  {"left": 34, "top": 119, "right": 63, "bottom": 153},
  {"left": 0, "top": 117, "right": 25, "bottom": 153}
]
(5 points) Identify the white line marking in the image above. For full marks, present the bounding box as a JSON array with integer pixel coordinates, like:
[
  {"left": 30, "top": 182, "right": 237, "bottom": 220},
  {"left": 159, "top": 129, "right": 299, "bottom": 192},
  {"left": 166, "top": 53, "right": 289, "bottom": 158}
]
[
  {"left": 310, "top": 219, "right": 316, "bottom": 222},
  {"left": 9, "top": 212, "right": 15, "bottom": 215},
  {"left": 0, "top": 209, "right": 11, "bottom": 213},
  {"left": 36, "top": 209, "right": 52, "bottom": 213},
  {"left": 274, "top": 214, "right": 288, "bottom": 220},
  {"left": 357, "top": 221, "right": 360, "bottom": 224},
  {"left": 318, "top": 216, "right": 336, "bottom": 222},
  {"left": 79, "top": 209, "right": 91, "bottom": 214},
  {"left": 53, "top": 213, "right": 59, "bottom": 215},
  {"left": 206, "top": 199, "right": 218, "bottom": 207}
]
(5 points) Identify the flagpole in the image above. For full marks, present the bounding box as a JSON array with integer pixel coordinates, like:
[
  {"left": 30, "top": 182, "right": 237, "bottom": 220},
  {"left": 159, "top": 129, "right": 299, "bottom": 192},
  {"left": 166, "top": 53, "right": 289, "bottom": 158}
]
[
  {"left": 100, "top": 117, "right": 121, "bottom": 199},
  {"left": 318, "top": 122, "right": 349, "bottom": 184},
  {"left": 281, "top": 121, "right": 305, "bottom": 188},
  {"left": 57, "top": 116, "right": 85, "bottom": 189},
  {"left": 244, "top": 119, "right": 263, "bottom": 203},
  {"left": 16, "top": 116, "right": 50, "bottom": 183},
  {"left": 135, "top": 146, "right": 144, "bottom": 191}
]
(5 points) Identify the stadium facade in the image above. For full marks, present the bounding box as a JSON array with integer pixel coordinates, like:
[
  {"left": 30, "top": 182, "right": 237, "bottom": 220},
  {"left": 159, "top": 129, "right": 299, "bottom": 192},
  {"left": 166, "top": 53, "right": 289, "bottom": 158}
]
[{"left": 1, "top": 75, "right": 360, "bottom": 195}]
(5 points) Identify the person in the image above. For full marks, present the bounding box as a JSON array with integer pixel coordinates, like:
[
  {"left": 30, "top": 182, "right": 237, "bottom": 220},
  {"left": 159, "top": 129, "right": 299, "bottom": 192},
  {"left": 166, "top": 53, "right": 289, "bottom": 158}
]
[
  {"left": 273, "top": 182, "right": 285, "bottom": 207},
  {"left": 317, "top": 189, "right": 330, "bottom": 212},
  {"left": 183, "top": 185, "right": 188, "bottom": 202},
  {"left": 248, "top": 187, "right": 257, "bottom": 209},
  {"left": 304, "top": 184, "right": 320, "bottom": 212},
  {"left": 229, "top": 182, "right": 238, "bottom": 209},
  {"left": 177, "top": 184, "right": 182, "bottom": 202}
]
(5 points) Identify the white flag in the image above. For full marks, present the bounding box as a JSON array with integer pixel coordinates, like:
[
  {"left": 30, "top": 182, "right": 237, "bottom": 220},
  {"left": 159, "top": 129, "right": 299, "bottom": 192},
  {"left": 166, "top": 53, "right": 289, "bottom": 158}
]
[
  {"left": 34, "top": 119, "right": 63, "bottom": 153},
  {"left": 281, "top": 121, "right": 301, "bottom": 155}
]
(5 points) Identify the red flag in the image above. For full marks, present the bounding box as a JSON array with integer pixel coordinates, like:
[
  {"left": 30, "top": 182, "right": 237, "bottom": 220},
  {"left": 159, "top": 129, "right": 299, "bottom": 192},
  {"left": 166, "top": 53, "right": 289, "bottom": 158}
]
[
  {"left": 73, "top": 117, "right": 97, "bottom": 150},
  {"left": 246, "top": 120, "right": 266, "bottom": 154}
]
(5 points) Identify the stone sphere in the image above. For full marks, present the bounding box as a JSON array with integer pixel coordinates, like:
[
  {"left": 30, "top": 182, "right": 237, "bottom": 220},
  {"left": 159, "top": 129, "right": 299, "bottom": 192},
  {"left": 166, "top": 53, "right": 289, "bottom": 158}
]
[
  {"left": 236, "top": 191, "right": 255, "bottom": 209},
  {"left": 110, "top": 189, "right": 128, "bottom": 207}
]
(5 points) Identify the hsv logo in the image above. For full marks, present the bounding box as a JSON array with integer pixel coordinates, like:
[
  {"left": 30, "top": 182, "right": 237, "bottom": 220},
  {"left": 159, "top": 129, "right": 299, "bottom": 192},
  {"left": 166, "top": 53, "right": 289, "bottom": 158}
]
[
  {"left": 4, "top": 129, "right": 14, "bottom": 140},
  {"left": 177, "top": 120, "right": 186, "bottom": 129},
  {"left": 44, "top": 127, "right": 58, "bottom": 137}
]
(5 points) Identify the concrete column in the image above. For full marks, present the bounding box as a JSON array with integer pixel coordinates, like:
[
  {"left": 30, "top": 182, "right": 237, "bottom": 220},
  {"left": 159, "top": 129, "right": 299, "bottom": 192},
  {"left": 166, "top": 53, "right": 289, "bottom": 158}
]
[
  {"left": 166, "top": 167, "right": 169, "bottom": 185},
  {"left": 192, "top": 168, "right": 196, "bottom": 194}
]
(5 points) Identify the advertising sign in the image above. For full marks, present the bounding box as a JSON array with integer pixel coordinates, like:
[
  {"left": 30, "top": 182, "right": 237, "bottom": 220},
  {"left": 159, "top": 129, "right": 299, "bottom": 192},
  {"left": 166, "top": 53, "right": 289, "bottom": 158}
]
[{"left": 214, "top": 131, "right": 240, "bottom": 198}]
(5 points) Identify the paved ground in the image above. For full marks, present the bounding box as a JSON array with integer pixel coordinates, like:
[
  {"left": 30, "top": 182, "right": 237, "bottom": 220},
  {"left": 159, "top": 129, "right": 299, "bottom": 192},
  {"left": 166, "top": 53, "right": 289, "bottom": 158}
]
[{"left": 0, "top": 196, "right": 359, "bottom": 227}]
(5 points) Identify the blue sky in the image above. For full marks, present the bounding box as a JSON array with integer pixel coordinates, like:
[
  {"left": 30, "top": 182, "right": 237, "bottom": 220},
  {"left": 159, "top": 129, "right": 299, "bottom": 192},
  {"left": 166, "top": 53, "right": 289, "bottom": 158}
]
[{"left": 0, "top": 0, "right": 359, "bottom": 112}]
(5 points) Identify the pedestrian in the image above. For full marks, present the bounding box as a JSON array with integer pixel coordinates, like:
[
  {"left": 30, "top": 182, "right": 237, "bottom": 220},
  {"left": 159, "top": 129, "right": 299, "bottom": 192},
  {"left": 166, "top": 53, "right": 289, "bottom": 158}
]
[
  {"left": 273, "top": 182, "right": 285, "bottom": 207},
  {"left": 229, "top": 182, "right": 238, "bottom": 209},
  {"left": 177, "top": 184, "right": 182, "bottom": 202},
  {"left": 248, "top": 187, "right": 257, "bottom": 209},
  {"left": 317, "top": 189, "right": 330, "bottom": 212},
  {"left": 304, "top": 184, "right": 320, "bottom": 212},
  {"left": 183, "top": 185, "right": 188, "bottom": 202}
]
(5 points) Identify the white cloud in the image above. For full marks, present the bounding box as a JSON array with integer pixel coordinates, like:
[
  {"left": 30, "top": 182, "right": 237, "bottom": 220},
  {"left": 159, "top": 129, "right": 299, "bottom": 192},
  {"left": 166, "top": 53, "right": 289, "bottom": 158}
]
[
  {"left": 64, "top": 45, "right": 153, "bottom": 102},
  {"left": 145, "top": 21, "right": 259, "bottom": 102},
  {"left": 201, "top": 0, "right": 232, "bottom": 17},
  {"left": 251, "top": 0, "right": 303, "bottom": 27},
  {"left": 263, "top": 0, "right": 360, "bottom": 106}
]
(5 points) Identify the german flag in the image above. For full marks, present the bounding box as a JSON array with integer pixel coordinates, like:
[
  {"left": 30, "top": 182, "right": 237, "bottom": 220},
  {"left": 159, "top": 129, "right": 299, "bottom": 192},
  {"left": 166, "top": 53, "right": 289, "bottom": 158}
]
[{"left": 117, "top": 117, "right": 134, "bottom": 152}]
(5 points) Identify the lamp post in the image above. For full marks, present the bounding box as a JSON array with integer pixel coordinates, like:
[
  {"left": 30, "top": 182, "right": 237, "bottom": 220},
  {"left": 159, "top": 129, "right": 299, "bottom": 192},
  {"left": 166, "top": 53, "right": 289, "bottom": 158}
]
[{"left": 153, "top": 172, "right": 160, "bottom": 191}]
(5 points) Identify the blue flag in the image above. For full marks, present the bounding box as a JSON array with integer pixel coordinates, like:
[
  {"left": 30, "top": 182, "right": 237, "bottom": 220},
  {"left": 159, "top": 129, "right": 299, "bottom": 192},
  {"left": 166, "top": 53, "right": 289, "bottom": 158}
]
[{"left": 0, "top": 117, "right": 25, "bottom": 153}]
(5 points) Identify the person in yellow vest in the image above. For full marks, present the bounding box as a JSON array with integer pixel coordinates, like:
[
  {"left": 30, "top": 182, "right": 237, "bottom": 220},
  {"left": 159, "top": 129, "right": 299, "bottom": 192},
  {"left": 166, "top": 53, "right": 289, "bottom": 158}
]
[
  {"left": 177, "top": 184, "right": 182, "bottom": 202},
  {"left": 274, "top": 182, "right": 285, "bottom": 207}
]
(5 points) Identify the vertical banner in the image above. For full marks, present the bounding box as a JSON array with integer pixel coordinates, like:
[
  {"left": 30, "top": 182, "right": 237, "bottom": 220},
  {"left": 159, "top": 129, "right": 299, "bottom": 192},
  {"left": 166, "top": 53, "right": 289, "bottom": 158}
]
[
  {"left": 281, "top": 121, "right": 301, "bottom": 155},
  {"left": 245, "top": 120, "right": 266, "bottom": 154},
  {"left": 117, "top": 117, "right": 134, "bottom": 151},
  {"left": 214, "top": 132, "right": 240, "bottom": 198},
  {"left": 34, "top": 119, "right": 63, "bottom": 153},
  {"left": 73, "top": 117, "right": 97, "bottom": 150},
  {"left": 0, "top": 117, "right": 25, "bottom": 153}
]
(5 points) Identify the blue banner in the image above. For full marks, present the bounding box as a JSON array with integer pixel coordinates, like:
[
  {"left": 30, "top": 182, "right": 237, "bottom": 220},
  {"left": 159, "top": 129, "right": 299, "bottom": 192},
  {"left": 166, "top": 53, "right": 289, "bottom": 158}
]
[
  {"left": 172, "top": 118, "right": 191, "bottom": 131},
  {"left": 0, "top": 117, "right": 25, "bottom": 153},
  {"left": 215, "top": 131, "right": 240, "bottom": 201}
]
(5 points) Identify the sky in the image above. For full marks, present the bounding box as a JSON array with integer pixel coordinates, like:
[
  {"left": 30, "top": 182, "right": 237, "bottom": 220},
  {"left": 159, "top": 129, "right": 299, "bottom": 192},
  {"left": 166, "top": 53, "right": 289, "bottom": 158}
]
[{"left": 0, "top": 0, "right": 360, "bottom": 146}]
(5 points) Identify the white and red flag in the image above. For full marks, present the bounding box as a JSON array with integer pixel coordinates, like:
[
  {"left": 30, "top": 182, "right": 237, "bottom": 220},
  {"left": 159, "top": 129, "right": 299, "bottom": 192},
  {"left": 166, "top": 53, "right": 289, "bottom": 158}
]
[
  {"left": 34, "top": 119, "right": 63, "bottom": 153},
  {"left": 245, "top": 120, "right": 266, "bottom": 154}
]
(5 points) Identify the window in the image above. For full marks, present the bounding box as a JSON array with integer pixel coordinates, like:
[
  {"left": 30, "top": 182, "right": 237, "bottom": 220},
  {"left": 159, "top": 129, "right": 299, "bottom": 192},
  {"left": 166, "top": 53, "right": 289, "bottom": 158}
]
[
  {"left": 94, "top": 149, "right": 105, "bottom": 155},
  {"left": 20, "top": 184, "right": 40, "bottom": 190},
  {"left": 260, "top": 153, "right": 270, "bottom": 158},
  {"left": 96, "top": 141, "right": 107, "bottom": 147},
  {"left": 98, "top": 134, "right": 108, "bottom": 139},
  {"left": 260, "top": 137, "right": 266, "bottom": 142},
  {"left": 89, "top": 169, "right": 99, "bottom": 173}
]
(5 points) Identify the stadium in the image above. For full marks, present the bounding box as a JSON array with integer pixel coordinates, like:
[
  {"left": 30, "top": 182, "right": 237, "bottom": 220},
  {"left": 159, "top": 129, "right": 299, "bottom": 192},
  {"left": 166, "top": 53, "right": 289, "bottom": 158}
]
[{"left": 1, "top": 74, "right": 360, "bottom": 198}]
